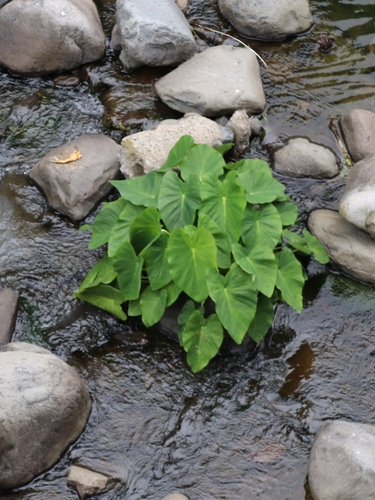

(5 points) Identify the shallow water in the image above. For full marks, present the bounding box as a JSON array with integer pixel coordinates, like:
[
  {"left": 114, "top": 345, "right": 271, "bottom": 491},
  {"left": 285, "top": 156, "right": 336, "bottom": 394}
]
[{"left": 1, "top": 0, "right": 375, "bottom": 499}]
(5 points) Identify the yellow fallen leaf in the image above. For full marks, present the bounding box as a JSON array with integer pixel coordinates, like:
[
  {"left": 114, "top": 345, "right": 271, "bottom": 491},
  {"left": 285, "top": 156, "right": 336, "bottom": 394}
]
[{"left": 52, "top": 147, "right": 82, "bottom": 164}]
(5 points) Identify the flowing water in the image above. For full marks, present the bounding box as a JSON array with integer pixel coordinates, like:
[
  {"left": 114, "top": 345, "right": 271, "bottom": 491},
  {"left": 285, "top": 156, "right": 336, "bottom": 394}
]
[{"left": 1, "top": 0, "right": 375, "bottom": 499}]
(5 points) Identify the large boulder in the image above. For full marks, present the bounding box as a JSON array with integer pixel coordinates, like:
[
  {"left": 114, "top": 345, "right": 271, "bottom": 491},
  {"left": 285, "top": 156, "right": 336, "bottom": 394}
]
[
  {"left": 308, "top": 421, "right": 375, "bottom": 500},
  {"left": 116, "top": 0, "right": 196, "bottom": 70},
  {"left": 120, "top": 113, "right": 233, "bottom": 177},
  {"left": 273, "top": 138, "right": 339, "bottom": 178},
  {"left": 155, "top": 45, "right": 266, "bottom": 117},
  {"left": 0, "top": 0, "right": 105, "bottom": 76},
  {"left": 0, "top": 288, "right": 18, "bottom": 348},
  {"left": 217, "top": 0, "right": 313, "bottom": 41},
  {"left": 339, "top": 153, "right": 375, "bottom": 237},
  {"left": 340, "top": 108, "right": 375, "bottom": 162},
  {"left": 308, "top": 209, "right": 375, "bottom": 284},
  {"left": 29, "top": 134, "right": 121, "bottom": 221},
  {"left": 0, "top": 342, "right": 91, "bottom": 490}
]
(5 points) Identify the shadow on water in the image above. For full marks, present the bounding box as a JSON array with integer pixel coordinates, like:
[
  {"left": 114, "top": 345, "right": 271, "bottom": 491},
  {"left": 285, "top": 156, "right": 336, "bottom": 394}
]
[{"left": 1, "top": 0, "right": 375, "bottom": 498}]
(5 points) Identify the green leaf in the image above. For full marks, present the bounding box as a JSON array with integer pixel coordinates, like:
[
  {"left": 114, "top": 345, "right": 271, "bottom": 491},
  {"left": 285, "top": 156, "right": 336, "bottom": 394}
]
[
  {"left": 167, "top": 226, "right": 217, "bottom": 302},
  {"left": 198, "top": 214, "right": 231, "bottom": 269},
  {"left": 74, "top": 284, "right": 127, "bottom": 321},
  {"left": 283, "top": 229, "right": 310, "bottom": 254},
  {"left": 111, "top": 170, "right": 163, "bottom": 207},
  {"left": 248, "top": 294, "right": 274, "bottom": 343},
  {"left": 77, "top": 255, "right": 117, "bottom": 293},
  {"left": 303, "top": 230, "right": 330, "bottom": 264},
  {"left": 108, "top": 204, "right": 143, "bottom": 257},
  {"left": 144, "top": 232, "right": 172, "bottom": 290},
  {"left": 88, "top": 198, "right": 127, "bottom": 249},
  {"left": 206, "top": 264, "right": 257, "bottom": 344},
  {"left": 273, "top": 201, "right": 298, "bottom": 226},
  {"left": 79, "top": 224, "right": 92, "bottom": 231},
  {"left": 200, "top": 171, "right": 246, "bottom": 244},
  {"left": 128, "top": 298, "right": 141, "bottom": 316},
  {"left": 129, "top": 206, "right": 162, "bottom": 255},
  {"left": 276, "top": 247, "right": 306, "bottom": 313},
  {"left": 215, "top": 143, "right": 233, "bottom": 155},
  {"left": 242, "top": 203, "right": 282, "bottom": 249},
  {"left": 158, "top": 135, "right": 195, "bottom": 171},
  {"left": 113, "top": 241, "right": 144, "bottom": 300},
  {"left": 231, "top": 243, "right": 277, "bottom": 297},
  {"left": 236, "top": 158, "right": 273, "bottom": 176},
  {"left": 237, "top": 170, "right": 286, "bottom": 203},
  {"left": 162, "top": 281, "right": 181, "bottom": 307},
  {"left": 179, "top": 144, "right": 225, "bottom": 182},
  {"left": 182, "top": 309, "right": 224, "bottom": 373},
  {"left": 158, "top": 171, "right": 201, "bottom": 230},
  {"left": 177, "top": 300, "right": 196, "bottom": 345},
  {"left": 140, "top": 286, "right": 167, "bottom": 327}
]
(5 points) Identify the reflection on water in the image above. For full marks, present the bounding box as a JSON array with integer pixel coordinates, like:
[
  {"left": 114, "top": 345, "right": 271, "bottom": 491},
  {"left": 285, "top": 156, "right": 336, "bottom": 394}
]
[{"left": 1, "top": 0, "right": 375, "bottom": 499}]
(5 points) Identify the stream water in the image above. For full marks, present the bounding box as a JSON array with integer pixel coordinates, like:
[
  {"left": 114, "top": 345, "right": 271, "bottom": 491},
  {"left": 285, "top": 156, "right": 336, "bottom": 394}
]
[{"left": 1, "top": 0, "right": 375, "bottom": 499}]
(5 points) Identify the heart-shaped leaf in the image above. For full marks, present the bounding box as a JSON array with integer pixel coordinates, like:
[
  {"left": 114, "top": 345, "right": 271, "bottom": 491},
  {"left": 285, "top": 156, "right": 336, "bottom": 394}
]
[
  {"left": 108, "top": 203, "right": 143, "bottom": 257},
  {"left": 276, "top": 247, "right": 306, "bottom": 313},
  {"left": 273, "top": 201, "right": 298, "bottom": 226},
  {"left": 129, "top": 206, "right": 162, "bottom": 255},
  {"left": 74, "top": 284, "right": 127, "bottom": 321},
  {"left": 237, "top": 170, "right": 286, "bottom": 203},
  {"left": 179, "top": 144, "right": 225, "bottom": 181},
  {"left": 111, "top": 170, "right": 163, "bottom": 207},
  {"left": 242, "top": 203, "right": 282, "bottom": 249},
  {"left": 88, "top": 198, "right": 127, "bottom": 249},
  {"left": 158, "top": 135, "right": 195, "bottom": 171},
  {"left": 140, "top": 286, "right": 167, "bottom": 327},
  {"left": 77, "top": 255, "right": 117, "bottom": 293},
  {"left": 198, "top": 214, "right": 231, "bottom": 269},
  {"left": 113, "top": 241, "right": 144, "bottom": 300},
  {"left": 144, "top": 232, "right": 172, "bottom": 290},
  {"left": 248, "top": 294, "right": 274, "bottom": 343}
]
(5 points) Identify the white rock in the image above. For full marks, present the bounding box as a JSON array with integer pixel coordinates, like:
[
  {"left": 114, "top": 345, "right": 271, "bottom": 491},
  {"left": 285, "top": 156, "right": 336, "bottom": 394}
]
[
  {"left": 340, "top": 108, "right": 375, "bottom": 162},
  {"left": 68, "top": 465, "right": 111, "bottom": 499},
  {"left": 120, "top": 113, "right": 233, "bottom": 177},
  {"left": 162, "top": 494, "right": 189, "bottom": 500},
  {"left": 155, "top": 45, "right": 266, "bottom": 117}
]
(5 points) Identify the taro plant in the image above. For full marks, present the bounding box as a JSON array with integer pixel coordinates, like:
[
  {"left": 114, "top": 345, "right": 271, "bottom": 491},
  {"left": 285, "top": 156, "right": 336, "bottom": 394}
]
[{"left": 74, "top": 135, "right": 329, "bottom": 372}]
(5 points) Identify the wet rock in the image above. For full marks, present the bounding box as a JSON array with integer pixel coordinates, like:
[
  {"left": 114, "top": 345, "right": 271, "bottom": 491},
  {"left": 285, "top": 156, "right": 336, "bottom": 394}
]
[
  {"left": 273, "top": 138, "right": 339, "bottom": 178},
  {"left": 175, "top": 0, "right": 188, "bottom": 10},
  {"left": 308, "top": 209, "right": 375, "bottom": 284},
  {"left": 249, "top": 117, "right": 264, "bottom": 137},
  {"left": 162, "top": 495, "right": 189, "bottom": 500},
  {"left": 339, "top": 153, "right": 375, "bottom": 237},
  {"left": 155, "top": 45, "right": 266, "bottom": 117},
  {"left": 110, "top": 24, "right": 122, "bottom": 52},
  {"left": 29, "top": 134, "right": 121, "bottom": 221},
  {"left": 53, "top": 75, "right": 81, "bottom": 88},
  {"left": 6, "top": 93, "right": 42, "bottom": 131},
  {"left": 340, "top": 108, "right": 375, "bottom": 162},
  {"left": 0, "top": 342, "right": 91, "bottom": 490},
  {"left": 120, "top": 113, "right": 233, "bottom": 177},
  {"left": 218, "top": 0, "right": 313, "bottom": 41},
  {"left": 308, "top": 420, "right": 375, "bottom": 500},
  {"left": 116, "top": 0, "right": 197, "bottom": 70},
  {"left": 227, "top": 110, "right": 252, "bottom": 157},
  {"left": 68, "top": 465, "right": 118, "bottom": 499},
  {"left": 0, "top": 0, "right": 105, "bottom": 76},
  {"left": 0, "top": 288, "right": 18, "bottom": 348}
]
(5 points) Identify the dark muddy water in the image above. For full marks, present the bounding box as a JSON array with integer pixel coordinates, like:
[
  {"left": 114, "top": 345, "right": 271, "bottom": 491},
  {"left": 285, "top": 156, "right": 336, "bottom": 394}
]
[{"left": 1, "top": 0, "right": 375, "bottom": 499}]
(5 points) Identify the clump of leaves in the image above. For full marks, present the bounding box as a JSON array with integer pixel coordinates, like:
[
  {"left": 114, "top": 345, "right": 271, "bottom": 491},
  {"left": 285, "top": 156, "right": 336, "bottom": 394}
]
[{"left": 75, "top": 135, "right": 329, "bottom": 372}]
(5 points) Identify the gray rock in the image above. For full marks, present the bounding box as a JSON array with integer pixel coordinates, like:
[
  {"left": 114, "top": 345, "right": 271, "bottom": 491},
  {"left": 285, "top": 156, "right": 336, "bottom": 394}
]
[
  {"left": 0, "top": 0, "right": 11, "bottom": 9},
  {"left": 110, "top": 24, "right": 122, "bottom": 52},
  {"left": 249, "top": 117, "right": 264, "bottom": 137},
  {"left": 218, "top": 0, "right": 313, "bottom": 41},
  {"left": 339, "top": 153, "right": 375, "bottom": 237},
  {"left": 340, "top": 108, "right": 375, "bottom": 162},
  {"left": 308, "top": 209, "right": 375, "bottom": 284},
  {"left": 29, "top": 134, "right": 121, "bottom": 221},
  {"left": 273, "top": 138, "right": 339, "bottom": 178},
  {"left": 116, "top": 0, "right": 196, "bottom": 70},
  {"left": 0, "top": 0, "right": 105, "bottom": 76},
  {"left": 308, "top": 420, "right": 375, "bottom": 500},
  {"left": 0, "top": 288, "right": 18, "bottom": 348},
  {"left": 120, "top": 113, "right": 233, "bottom": 177},
  {"left": 155, "top": 45, "right": 266, "bottom": 117},
  {"left": 0, "top": 342, "right": 91, "bottom": 490},
  {"left": 227, "top": 110, "right": 252, "bottom": 157}
]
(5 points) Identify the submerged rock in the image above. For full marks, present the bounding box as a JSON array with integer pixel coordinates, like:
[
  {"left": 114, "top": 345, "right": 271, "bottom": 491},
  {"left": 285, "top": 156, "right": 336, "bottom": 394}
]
[
  {"left": 340, "top": 108, "right": 375, "bottom": 162},
  {"left": 273, "top": 138, "right": 339, "bottom": 178},
  {"left": 217, "top": 0, "right": 313, "bottom": 41},
  {"left": 308, "top": 420, "right": 375, "bottom": 500},
  {"left": 29, "top": 134, "right": 121, "bottom": 221},
  {"left": 68, "top": 465, "right": 118, "bottom": 499},
  {"left": 0, "top": 0, "right": 105, "bottom": 76},
  {"left": 0, "top": 288, "right": 18, "bottom": 348},
  {"left": 0, "top": 342, "right": 91, "bottom": 490},
  {"left": 308, "top": 209, "right": 375, "bottom": 284},
  {"left": 120, "top": 113, "right": 233, "bottom": 177},
  {"left": 339, "top": 153, "right": 375, "bottom": 237},
  {"left": 162, "top": 494, "right": 189, "bottom": 500},
  {"left": 116, "top": 0, "right": 196, "bottom": 70},
  {"left": 155, "top": 45, "right": 266, "bottom": 117}
]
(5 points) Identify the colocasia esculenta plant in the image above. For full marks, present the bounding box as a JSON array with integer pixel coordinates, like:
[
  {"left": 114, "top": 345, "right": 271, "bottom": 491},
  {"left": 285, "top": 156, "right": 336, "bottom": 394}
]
[{"left": 75, "top": 136, "right": 329, "bottom": 372}]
